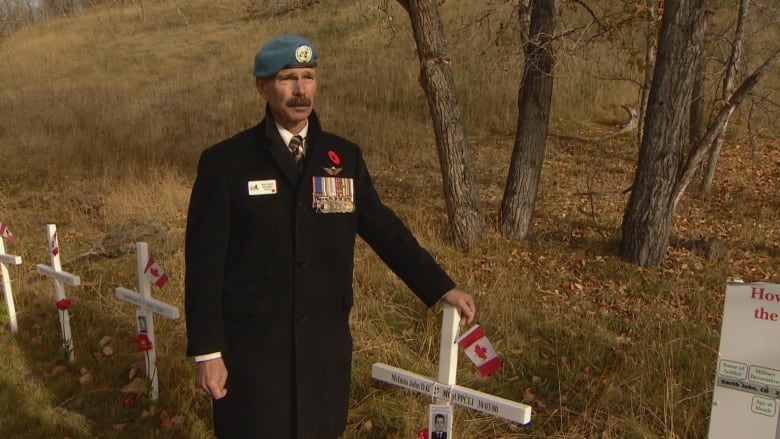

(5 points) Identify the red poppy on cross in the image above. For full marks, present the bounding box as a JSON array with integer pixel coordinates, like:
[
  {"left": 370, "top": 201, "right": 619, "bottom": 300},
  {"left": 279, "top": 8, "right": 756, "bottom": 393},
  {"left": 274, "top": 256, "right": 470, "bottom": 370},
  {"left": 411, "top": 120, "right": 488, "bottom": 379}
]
[
  {"left": 134, "top": 333, "right": 154, "bottom": 352},
  {"left": 55, "top": 298, "right": 71, "bottom": 311}
]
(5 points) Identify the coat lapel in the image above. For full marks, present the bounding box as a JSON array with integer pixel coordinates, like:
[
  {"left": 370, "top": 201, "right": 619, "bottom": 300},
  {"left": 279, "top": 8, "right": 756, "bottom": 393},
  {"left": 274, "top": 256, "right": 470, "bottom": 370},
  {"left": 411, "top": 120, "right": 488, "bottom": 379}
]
[{"left": 258, "top": 118, "right": 300, "bottom": 189}]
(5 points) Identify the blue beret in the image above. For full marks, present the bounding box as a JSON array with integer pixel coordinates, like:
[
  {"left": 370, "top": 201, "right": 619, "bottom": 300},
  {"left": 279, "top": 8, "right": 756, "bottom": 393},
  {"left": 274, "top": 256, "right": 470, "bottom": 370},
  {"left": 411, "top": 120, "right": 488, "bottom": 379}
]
[{"left": 253, "top": 35, "right": 318, "bottom": 78}]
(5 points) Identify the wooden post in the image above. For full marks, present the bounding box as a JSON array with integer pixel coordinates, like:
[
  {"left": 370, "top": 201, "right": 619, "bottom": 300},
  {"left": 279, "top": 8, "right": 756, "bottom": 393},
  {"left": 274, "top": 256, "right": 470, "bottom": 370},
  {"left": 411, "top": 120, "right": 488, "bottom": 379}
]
[
  {"left": 438, "top": 304, "right": 460, "bottom": 387},
  {"left": 115, "top": 242, "right": 180, "bottom": 401},
  {"left": 36, "top": 224, "right": 81, "bottom": 362},
  {"left": 372, "top": 304, "right": 531, "bottom": 436},
  {"left": 0, "top": 237, "right": 22, "bottom": 334}
]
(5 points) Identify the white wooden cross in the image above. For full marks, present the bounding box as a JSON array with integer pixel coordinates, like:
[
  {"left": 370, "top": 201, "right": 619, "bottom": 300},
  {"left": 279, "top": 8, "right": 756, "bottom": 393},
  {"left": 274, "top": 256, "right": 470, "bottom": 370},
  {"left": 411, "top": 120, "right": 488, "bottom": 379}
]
[
  {"left": 0, "top": 232, "right": 22, "bottom": 334},
  {"left": 115, "top": 242, "right": 180, "bottom": 402},
  {"left": 36, "top": 224, "right": 81, "bottom": 362},
  {"left": 372, "top": 305, "right": 532, "bottom": 437}
]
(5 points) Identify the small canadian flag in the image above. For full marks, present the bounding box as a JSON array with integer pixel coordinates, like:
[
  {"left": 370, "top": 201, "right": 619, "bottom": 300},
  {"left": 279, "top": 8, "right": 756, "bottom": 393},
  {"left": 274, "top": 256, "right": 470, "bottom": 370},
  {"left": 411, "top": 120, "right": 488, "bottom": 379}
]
[
  {"left": 144, "top": 257, "right": 169, "bottom": 288},
  {"left": 51, "top": 231, "right": 59, "bottom": 256},
  {"left": 0, "top": 222, "right": 16, "bottom": 242},
  {"left": 457, "top": 324, "right": 501, "bottom": 377}
]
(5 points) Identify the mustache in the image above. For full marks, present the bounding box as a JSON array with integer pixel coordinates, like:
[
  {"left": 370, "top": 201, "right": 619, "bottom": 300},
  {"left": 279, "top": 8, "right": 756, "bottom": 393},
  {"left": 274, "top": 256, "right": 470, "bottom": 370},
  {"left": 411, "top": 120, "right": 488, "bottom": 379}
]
[{"left": 286, "top": 96, "right": 312, "bottom": 107}]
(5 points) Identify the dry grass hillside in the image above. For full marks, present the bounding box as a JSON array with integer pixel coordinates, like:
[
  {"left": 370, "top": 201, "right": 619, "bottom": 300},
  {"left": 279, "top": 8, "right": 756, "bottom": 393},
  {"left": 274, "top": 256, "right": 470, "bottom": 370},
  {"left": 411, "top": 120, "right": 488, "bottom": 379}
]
[{"left": 0, "top": 0, "right": 778, "bottom": 438}]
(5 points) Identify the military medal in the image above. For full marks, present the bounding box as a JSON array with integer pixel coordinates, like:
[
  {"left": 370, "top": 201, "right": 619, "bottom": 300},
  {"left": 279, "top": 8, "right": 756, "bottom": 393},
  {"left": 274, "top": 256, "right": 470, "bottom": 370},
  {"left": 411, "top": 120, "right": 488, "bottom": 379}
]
[{"left": 312, "top": 176, "right": 355, "bottom": 213}]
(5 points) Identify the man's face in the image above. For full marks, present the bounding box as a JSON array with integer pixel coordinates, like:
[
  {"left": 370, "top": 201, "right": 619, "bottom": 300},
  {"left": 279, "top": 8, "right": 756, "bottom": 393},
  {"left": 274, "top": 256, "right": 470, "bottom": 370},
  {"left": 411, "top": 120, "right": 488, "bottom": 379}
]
[
  {"left": 435, "top": 416, "right": 445, "bottom": 432},
  {"left": 257, "top": 67, "right": 317, "bottom": 133}
]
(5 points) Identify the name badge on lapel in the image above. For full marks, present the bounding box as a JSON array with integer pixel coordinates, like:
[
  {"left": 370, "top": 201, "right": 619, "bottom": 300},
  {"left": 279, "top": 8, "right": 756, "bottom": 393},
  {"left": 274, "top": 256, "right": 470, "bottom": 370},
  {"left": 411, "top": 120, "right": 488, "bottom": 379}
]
[
  {"left": 248, "top": 179, "right": 277, "bottom": 196},
  {"left": 312, "top": 176, "right": 355, "bottom": 213}
]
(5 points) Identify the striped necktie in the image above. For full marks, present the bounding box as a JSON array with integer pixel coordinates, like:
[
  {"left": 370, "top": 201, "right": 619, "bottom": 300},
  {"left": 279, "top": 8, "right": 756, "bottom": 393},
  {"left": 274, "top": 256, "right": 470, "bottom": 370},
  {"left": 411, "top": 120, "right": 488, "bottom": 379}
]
[{"left": 289, "top": 135, "right": 304, "bottom": 168}]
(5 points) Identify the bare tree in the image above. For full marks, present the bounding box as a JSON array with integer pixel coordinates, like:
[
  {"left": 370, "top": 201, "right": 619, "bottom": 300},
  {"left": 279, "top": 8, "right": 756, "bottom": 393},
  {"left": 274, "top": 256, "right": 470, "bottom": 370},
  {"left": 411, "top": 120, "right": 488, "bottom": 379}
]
[
  {"left": 0, "top": 0, "right": 43, "bottom": 36},
  {"left": 396, "top": 0, "right": 485, "bottom": 248},
  {"left": 673, "top": 47, "right": 780, "bottom": 209},
  {"left": 620, "top": 0, "right": 708, "bottom": 266},
  {"left": 689, "top": 41, "right": 707, "bottom": 147},
  {"left": 499, "top": 0, "right": 557, "bottom": 240},
  {"left": 700, "top": 0, "right": 748, "bottom": 193},
  {"left": 620, "top": 0, "right": 780, "bottom": 266},
  {"left": 638, "top": 0, "right": 662, "bottom": 145}
]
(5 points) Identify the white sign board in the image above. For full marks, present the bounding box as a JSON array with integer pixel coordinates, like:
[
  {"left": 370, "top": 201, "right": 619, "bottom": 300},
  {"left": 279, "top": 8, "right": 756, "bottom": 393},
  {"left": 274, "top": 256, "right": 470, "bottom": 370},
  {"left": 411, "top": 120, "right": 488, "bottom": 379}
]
[{"left": 708, "top": 281, "right": 780, "bottom": 438}]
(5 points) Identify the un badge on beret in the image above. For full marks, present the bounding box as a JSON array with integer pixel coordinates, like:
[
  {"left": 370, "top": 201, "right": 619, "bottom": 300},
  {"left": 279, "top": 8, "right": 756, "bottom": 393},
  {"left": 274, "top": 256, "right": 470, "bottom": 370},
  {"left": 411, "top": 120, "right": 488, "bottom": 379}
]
[{"left": 295, "top": 45, "right": 313, "bottom": 64}]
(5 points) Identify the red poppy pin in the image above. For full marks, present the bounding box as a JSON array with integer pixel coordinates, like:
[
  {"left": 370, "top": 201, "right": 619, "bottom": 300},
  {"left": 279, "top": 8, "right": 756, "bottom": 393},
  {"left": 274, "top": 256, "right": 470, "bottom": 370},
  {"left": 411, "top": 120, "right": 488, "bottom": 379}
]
[
  {"left": 328, "top": 150, "right": 340, "bottom": 165},
  {"left": 322, "top": 150, "right": 343, "bottom": 176}
]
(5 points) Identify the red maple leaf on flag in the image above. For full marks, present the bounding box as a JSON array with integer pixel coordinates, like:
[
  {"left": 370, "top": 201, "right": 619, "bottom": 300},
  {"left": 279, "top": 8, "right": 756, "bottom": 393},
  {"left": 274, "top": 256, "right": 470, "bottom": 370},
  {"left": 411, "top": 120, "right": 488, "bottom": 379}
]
[
  {"left": 51, "top": 233, "right": 59, "bottom": 256},
  {"left": 144, "top": 257, "right": 169, "bottom": 288},
  {"left": 474, "top": 344, "right": 488, "bottom": 360}
]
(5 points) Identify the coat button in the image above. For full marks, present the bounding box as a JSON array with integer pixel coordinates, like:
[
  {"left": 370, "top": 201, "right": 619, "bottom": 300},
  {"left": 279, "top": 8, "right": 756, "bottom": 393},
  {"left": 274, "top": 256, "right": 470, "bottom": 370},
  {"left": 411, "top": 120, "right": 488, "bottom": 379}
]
[
  {"left": 295, "top": 314, "right": 306, "bottom": 324},
  {"left": 296, "top": 258, "right": 305, "bottom": 268}
]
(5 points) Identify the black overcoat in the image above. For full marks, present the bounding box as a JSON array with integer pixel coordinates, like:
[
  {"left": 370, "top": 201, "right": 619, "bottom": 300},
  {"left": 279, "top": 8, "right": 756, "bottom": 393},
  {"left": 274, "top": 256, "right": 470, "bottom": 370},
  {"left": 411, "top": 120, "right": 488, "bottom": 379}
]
[{"left": 184, "top": 110, "right": 456, "bottom": 438}]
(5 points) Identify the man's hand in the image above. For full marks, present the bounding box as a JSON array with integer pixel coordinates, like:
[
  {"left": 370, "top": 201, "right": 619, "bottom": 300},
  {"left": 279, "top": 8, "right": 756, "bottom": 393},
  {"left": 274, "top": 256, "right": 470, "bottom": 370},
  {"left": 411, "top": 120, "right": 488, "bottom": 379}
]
[
  {"left": 199, "top": 357, "right": 228, "bottom": 399},
  {"left": 442, "top": 288, "right": 476, "bottom": 326}
]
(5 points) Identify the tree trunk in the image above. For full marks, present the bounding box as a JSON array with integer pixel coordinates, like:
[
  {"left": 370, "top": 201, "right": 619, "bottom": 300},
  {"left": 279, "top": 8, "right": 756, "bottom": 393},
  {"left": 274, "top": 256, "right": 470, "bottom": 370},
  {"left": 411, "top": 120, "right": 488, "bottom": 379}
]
[
  {"left": 519, "top": 0, "right": 532, "bottom": 45},
  {"left": 399, "top": 0, "right": 485, "bottom": 248},
  {"left": 620, "top": 0, "right": 707, "bottom": 267},
  {"left": 689, "top": 45, "right": 706, "bottom": 147},
  {"left": 637, "top": 0, "right": 661, "bottom": 146},
  {"left": 499, "top": 0, "right": 556, "bottom": 240},
  {"left": 701, "top": 0, "right": 748, "bottom": 194}
]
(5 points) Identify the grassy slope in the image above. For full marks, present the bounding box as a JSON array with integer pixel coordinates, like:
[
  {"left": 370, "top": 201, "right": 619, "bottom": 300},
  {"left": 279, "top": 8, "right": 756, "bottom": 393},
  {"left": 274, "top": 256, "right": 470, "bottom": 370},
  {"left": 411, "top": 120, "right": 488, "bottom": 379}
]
[{"left": 0, "top": 0, "right": 778, "bottom": 438}]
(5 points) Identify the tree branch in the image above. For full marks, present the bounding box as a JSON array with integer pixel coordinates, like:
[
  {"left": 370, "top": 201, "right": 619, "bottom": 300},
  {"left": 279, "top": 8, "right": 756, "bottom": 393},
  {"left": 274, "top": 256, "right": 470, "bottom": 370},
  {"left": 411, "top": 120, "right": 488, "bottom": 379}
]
[
  {"left": 571, "top": 0, "right": 607, "bottom": 32},
  {"left": 673, "top": 48, "right": 780, "bottom": 208}
]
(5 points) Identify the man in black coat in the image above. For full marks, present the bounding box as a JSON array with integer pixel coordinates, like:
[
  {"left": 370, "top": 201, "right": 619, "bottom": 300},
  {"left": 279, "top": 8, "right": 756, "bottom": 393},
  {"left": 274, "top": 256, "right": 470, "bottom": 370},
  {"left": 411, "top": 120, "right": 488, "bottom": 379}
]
[{"left": 184, "top": 34, "right": 476, "bottom": 439}]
